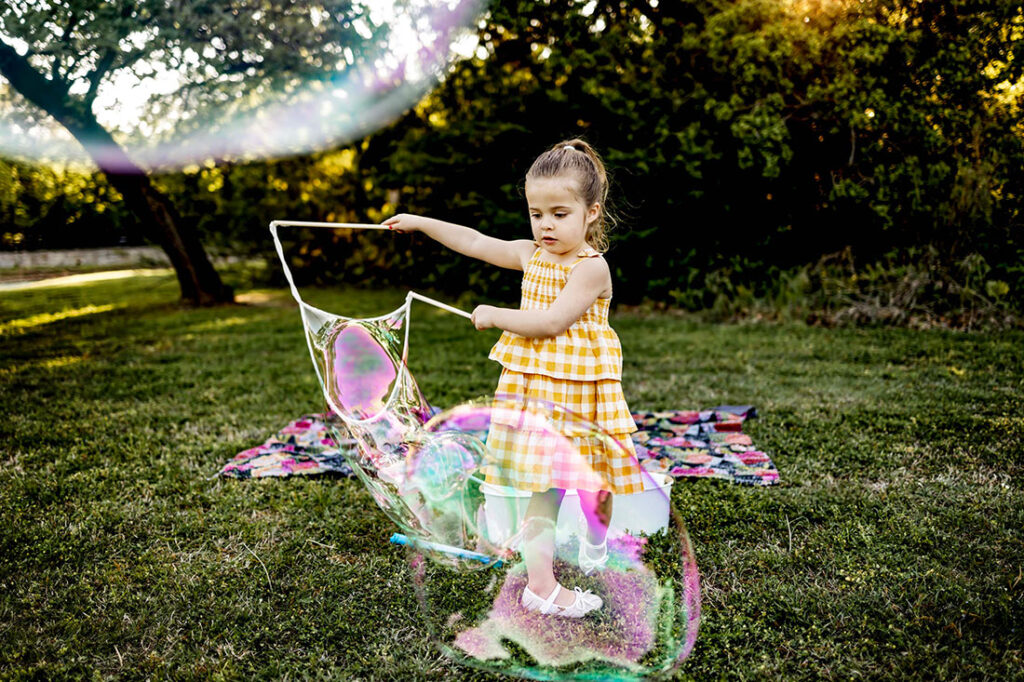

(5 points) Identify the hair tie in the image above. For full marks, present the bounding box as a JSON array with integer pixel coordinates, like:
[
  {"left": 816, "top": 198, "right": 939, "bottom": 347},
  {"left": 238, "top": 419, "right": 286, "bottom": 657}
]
[{"left": 562, "top": 145, "right": 575, "bottom": 151}]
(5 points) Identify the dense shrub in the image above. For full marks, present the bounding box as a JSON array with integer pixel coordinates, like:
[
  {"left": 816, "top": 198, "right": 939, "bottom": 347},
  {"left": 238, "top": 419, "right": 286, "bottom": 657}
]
[
  {"left": 0, "top": 158, "right": 135, "bottom": 250},
  {"left": 357, "top": 0, "right": 1023, "bottom": 310}
]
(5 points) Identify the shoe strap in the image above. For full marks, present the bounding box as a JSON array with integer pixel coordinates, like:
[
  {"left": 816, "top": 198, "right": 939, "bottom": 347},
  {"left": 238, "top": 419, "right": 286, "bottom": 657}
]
[
  {"left": 540, "top": 584, "right": 562, "bottom": 615},
  {"left": 582, "top": 539, "right": 608, "bottom": 562}
]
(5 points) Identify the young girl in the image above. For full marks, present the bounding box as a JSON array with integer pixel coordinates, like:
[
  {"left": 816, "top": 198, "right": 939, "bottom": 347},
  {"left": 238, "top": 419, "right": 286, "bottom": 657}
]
[{"left": 382, "top": 139, "right": 643, "bottom": 618}]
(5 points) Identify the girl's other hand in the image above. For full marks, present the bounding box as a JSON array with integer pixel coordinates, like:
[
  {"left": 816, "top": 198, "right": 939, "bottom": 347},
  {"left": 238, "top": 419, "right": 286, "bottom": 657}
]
[
  {"left": 471, "top": 305, "right": 496, "bottom": 331},
  {"left": 381, "top": 213, "right": 422, "bottom": 234}
]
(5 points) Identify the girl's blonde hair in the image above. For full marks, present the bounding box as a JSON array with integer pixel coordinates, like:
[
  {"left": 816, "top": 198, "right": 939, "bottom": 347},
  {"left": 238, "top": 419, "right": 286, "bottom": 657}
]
[{"left": 525, "top": 138, "right": 615, "bottom": 253}]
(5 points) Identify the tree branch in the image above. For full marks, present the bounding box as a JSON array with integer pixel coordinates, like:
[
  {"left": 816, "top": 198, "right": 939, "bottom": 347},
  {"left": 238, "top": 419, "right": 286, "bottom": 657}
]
[
  {"left": 83, "top": 49, "right": 117, "bottom": 106},
  {"left": 0, "top": 35, "right": 74, "bottom": 119},
  {"left": 60, "top": 10, "right": 80, "bottom": 43},
  {"left": 848, "top": 123, "right": 856, "bottom": 166},
  {"left": 82, "top": 4, "right": 144, "bottom": 109},
  {"left": 51, "top": 9, "right": 79, "bottom": 83}
]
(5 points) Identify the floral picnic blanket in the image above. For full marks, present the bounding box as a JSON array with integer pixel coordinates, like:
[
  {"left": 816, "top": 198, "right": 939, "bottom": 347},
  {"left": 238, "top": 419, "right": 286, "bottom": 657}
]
[{"left": 220, "top": 405, "right": 779, "bottom": 486}]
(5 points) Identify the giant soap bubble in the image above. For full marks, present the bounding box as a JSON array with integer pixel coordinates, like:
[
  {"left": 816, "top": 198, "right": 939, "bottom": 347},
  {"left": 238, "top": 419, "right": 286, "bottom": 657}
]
[
  {"left": 0, "top": 0, "right": 486, "bottom": 169},
  {"left": 411, "top": 400, "right": 702, "bottom": 679},
  {"left": 299, "top": 301, "right": 700, "bottom": 678},
  {"left": 272, "top": 222, "right": 700, "bottom": 677}
]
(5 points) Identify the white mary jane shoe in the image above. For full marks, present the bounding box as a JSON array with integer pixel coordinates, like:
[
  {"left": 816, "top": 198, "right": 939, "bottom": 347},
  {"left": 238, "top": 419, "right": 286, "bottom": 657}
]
[
  {"left": 521, "top": 583, "right": 603, "bottom": 618},
  {"left": 578, "top": 536, "right": 609, "bottom": 576}
]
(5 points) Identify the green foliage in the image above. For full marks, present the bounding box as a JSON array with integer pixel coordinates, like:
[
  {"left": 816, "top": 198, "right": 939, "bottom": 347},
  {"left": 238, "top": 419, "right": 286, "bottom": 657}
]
[
  {"left": 0, "top": 158, "right": 134, "bottom": 249},
  {"left": 152, "top": 149, "right": 371, "bottom": 260},
  {"left": 652, "top": 246, "right": 1021, "bottom": 329},
  {"left": 273, "top": 0, "right": 1024, "bottom": 311},
  {"left": 3, "top": 0, "right": 1023, "bottom": 319},
  {"left": 0, "top": 1, "right": 386, "bottom": 141}
]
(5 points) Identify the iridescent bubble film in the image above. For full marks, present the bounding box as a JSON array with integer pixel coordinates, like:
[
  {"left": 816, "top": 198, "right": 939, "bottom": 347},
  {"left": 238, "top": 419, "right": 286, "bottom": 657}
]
[
  {"left": 414, "top": 401, "right": 701, "bottom": 678},
  {"left": 325, "top": 322, "right": 399, "bottom": 419},
  {"left": 299, "top": 298, "right": 701, "bottom": 678},
  {"left": 1, "top": 1, "right": 486, "bottom": 169}
]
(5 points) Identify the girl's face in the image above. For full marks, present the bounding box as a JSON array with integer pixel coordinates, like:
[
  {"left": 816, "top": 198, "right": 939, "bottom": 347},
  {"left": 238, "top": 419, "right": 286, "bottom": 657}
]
[{"left": 525, "top": 176, "right": 600, "bottom": 258}]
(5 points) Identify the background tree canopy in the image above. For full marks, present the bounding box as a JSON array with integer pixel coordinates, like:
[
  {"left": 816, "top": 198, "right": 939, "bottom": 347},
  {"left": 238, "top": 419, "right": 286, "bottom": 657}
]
[
  {"left": 3, "top": 0, "right": 1023, "bottom": 318},
  {"left": 0, "top": 0, "right": 473, "bottom": 304}
]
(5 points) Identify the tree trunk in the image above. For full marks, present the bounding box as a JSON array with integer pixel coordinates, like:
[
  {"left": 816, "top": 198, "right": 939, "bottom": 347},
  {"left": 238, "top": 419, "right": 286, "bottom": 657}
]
[
  {"left": 101, "top": 164, "right": 235, "bottom": 307},
  {"left": 0, "top": 40, "right": 234, "bottom": 306}
]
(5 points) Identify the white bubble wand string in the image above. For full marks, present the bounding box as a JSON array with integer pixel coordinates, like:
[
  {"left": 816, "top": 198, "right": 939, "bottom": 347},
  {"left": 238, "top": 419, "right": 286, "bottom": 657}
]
[
  {"left": 271, "top": 219, "right": 500, "bottom": 566},
  {"left": 269, "top": 220, "right": 473, "bottom": 320}
]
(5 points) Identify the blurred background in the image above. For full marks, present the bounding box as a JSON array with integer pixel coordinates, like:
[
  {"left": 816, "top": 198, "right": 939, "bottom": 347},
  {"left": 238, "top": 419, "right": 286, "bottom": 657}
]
[{"left": 2, "top": 0, "right": 1022, "bottom": 328}]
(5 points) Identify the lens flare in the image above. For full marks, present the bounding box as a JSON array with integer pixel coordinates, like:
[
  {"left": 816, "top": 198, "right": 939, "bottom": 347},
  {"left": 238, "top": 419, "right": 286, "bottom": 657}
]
[{"left": 1, "top": 0, "right": 486, "bottom": 169}]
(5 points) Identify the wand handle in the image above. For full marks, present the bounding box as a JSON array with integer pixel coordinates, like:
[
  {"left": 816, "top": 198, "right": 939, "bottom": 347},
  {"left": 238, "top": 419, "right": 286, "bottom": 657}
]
[{"left": 389, "top": 533, "right": 502, "bottom": 567}]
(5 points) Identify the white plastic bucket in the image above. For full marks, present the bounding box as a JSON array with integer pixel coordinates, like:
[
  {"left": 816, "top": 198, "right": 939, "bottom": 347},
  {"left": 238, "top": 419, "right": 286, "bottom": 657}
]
[{"left": 479, "top": 473, "right": 673, "bottom": 545}]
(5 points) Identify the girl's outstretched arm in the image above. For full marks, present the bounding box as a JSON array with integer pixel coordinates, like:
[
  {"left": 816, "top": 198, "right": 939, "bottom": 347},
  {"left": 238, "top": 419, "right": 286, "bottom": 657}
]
[
  {"left": 471, "top": 258, "right": 611, "bottom": 337},
  {"left": 382, "top": 213, "right": 534, "bottom": 271}
]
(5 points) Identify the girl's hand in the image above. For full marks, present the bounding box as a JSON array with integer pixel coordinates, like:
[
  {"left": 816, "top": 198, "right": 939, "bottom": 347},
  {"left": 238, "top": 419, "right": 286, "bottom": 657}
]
[
  {"left": 470, "top": 305, "right": 497, "bottom": 331},
  {"left": 381, "top": 213, "right": 424, "bottom": 234}
]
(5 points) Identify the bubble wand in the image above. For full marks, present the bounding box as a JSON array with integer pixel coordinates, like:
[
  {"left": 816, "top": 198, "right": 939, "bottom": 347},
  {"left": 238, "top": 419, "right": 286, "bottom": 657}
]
[
  {"left": 271, "top": 220, "right": 491, "bottom": 567},
  {"left": 389, "top": 533, "right": 503, "bottom": 567},
  {"left": 269, "top": 220, "right": 474, "bottom": 320}
]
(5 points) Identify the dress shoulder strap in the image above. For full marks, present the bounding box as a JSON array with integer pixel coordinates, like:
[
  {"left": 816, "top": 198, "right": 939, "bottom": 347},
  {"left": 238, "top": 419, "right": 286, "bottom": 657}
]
[{"left": 569, "top": 246, "right": 603, "bottom": 269}]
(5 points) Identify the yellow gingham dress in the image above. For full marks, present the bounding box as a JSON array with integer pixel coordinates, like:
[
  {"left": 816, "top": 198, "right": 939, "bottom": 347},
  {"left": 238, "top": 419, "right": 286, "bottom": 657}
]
[{"left": 484, "top": 247, "right": 643, "bottom": 495}]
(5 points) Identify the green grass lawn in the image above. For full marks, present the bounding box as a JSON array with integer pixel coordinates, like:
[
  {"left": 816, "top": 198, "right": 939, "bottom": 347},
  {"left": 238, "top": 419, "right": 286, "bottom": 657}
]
[{"left": 1, "top": 267, "right": 1022, "bottom": 680}]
